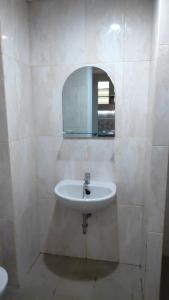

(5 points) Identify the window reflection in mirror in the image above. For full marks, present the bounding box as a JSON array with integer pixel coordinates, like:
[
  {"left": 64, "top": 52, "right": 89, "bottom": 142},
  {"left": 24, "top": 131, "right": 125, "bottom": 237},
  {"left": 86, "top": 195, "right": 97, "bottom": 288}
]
[{"left": 62, "top": 67, "right": 115, "bottom": 138}]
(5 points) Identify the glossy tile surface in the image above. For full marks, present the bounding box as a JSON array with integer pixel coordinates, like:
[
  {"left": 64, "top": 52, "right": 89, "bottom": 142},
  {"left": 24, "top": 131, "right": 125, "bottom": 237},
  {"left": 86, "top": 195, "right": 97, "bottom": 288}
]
[
  {"left": 117, "top": 62, "right": 150, "bottom": 139},
  {"left": 3, "top": 57, "right": 33, "bottom": 141},
  {"left": 116, "top": 139, "right": 145, "bottom": 205},
  {"left": 147, "top": 146, "right": 168, "bottom": 233},
  {"left": 124, "top": 0, "right": 153, "bottom": 61},
  {"left": 32, "top": 66, "right": 63, "bottom": 137},
  {"left": 30, "top": 0, "right": 153, "bottom": 65},
  {"left": 30, "top": 0, "right": 85, "bottom": 65},
  {"left": 118, "top": 205, "right": 143, "bottom": 265},
  {"left": 153, "top": 45, "right": 169, "bottom": 146},
  {"left": 158, "top": 0, "right": 169, "bottom": 44},
  {"left": 0, "top": 0, "right": 30, "bottom": 63},
  {"left": 3, "top": 254, "right": 143, "bottom": 300},
  {"left": 9, "top": 139, "right": 40, "bottom": 282},
  {"left": 85, "top": 0, "right": 124, "bottom": 63}
]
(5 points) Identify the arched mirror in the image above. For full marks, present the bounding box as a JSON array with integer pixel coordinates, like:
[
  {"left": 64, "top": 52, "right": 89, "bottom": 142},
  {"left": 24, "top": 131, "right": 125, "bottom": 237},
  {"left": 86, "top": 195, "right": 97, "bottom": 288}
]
[{"left": 62, "top": 66, "right": 115, "bottom": 138}]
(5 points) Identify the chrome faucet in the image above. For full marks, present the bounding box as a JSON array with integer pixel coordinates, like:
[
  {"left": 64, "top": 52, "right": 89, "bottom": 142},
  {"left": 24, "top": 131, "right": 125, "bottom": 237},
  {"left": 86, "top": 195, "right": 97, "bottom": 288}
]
[{"left": 83, "top": 173, "right": 91, "bottom": 198}]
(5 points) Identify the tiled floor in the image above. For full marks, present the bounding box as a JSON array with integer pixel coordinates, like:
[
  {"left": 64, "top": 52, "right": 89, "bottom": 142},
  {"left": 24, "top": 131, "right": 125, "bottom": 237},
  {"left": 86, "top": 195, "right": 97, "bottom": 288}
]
[
  {"left": 160, "top": 256, "right": 169, "bottom": 300},
  {"left": 3, "top": 254, "right": 143, "bottom": 300}
]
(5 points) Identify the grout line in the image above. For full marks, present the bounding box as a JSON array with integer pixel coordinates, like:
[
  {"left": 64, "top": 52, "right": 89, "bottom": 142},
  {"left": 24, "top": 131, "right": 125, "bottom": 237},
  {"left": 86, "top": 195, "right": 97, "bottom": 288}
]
[
  {"left": 152, "top": 145, "right": 169, "bottom": 148},
  {"left": 30, "top": 59, "right": 153, "bottom": 68},
  {"left": 0, "top": 137, "right": 37, "bottom": 144},
  {"left": 140, "top": 278, "right": 145, "bottom": 300},
  {"left": 147, "top": 231, "right": 163, "bottom": 235},
  {"left": 2, "top": 136, "right": 157, "bottom": 144},
  {"left": 26, "top": 252, "right": 41, "bottom": 275},
  {"left": 9, "top": 137, "right": 36, "bottom": 143},
  {"left": 119, "top": 261, "right": 142, "bottom": 268},
  {"left": 1, "top": 53, "right": 30, "bottom": 67},
  {"left": 159, "top": 44, "right": 169, "bottom": 46},
  {"left": 118, "top": 203, "right": 144, "bottom": 208}
]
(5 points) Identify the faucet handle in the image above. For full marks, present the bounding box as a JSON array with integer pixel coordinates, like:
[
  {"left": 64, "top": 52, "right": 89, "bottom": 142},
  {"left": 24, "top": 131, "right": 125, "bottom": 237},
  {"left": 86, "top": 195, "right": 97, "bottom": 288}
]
[{"left": 85, "top": 172, "right": 90, "bottom": 184}]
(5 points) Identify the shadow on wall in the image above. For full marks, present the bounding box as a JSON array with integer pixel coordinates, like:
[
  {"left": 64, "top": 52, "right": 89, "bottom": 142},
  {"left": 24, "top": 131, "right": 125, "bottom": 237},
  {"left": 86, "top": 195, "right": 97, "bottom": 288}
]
[
  {"left": 0, "top": 29, "right": 18, "bottom": 286},
  {"left": 43, "top": 253, "right": 119, "bottom": 281},
  {"left": 42, "top": 199, "right": 119, "bottom": 269}
]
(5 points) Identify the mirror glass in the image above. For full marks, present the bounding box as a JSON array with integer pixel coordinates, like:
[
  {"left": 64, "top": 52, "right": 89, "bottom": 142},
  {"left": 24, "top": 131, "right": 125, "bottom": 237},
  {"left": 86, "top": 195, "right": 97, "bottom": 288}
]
[{"left": 63, "top": 67, "right": 115, "bottom": 138}]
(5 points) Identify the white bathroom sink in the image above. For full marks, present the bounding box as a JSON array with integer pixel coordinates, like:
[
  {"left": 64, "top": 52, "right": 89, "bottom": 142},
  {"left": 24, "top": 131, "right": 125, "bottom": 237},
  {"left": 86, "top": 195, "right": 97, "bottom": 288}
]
[
  {"left": 0, "top": 267, "right": 8, "bottom": 295},
  {"left": 54, "top": 180, "right": 116, "bottom": 213}
]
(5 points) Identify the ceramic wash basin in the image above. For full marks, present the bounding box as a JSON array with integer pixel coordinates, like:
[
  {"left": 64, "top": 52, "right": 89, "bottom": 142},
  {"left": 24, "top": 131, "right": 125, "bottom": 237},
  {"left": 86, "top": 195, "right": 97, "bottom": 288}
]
[
  {"left": 54, "top": 180, "right": 116, "bottom": 213},
  {"left": 0, "top": 266, "right": 8, "bottom": 296}
]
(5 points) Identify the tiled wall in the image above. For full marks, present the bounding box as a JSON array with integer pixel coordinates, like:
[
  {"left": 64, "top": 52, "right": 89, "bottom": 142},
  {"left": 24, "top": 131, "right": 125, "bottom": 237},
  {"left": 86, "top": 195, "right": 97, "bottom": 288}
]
[
  {"left": 144, "top": 0, "right": 169, "bottom": 299},
  {"left": 0, "top": 0, "right": 40, "bottom": 284},
  {"left": 1, "top": 2, "right": 168, "bottom": 298},
  {"left": 30, "top": 0, "right": 153, "bottom": 265}
]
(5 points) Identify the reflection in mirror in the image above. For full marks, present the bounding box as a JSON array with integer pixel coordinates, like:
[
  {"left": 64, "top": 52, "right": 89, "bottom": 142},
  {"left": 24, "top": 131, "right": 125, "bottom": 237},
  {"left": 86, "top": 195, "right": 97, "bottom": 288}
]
[{"left": 63, "top": 67, "right": 115, "bottom": 138}]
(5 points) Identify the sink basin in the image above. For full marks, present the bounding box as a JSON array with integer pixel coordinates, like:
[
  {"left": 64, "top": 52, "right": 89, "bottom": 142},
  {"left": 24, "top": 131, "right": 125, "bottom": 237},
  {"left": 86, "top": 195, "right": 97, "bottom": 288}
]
[
  {"left": 0, "top": 267, "right": 8, "bottom": 295},
  {"left": 54, "top": 180, "right": 116, "bottom": 213}
]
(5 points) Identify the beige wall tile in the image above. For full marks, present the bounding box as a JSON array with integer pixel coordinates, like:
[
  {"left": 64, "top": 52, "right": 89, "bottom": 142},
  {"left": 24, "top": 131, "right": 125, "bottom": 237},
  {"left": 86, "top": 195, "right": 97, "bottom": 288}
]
[
  {"left": 30, "top": 0, "right": 85, "bottom": 65},
  {"left": 118, "top": 205, "right": 143, "bottom": 265},
  {"left": 9, "top": 139, "right": 40, "bottom": 282},
  {"left": 146, "top": 146, "right": 168, "bottom": 233},
  {"left": 85, "top": 0, "right": 124, "bottom": 63},
  {"left": 32, "top": 66, "right": 63, "bottom": 137},
  {"left": 124, "top": 0, "right": 153, "bottom": 61},
  {"left": 158, "top": 0, "right": 169, "bottom": 44},
  {"left": 39, "top": 198, "right": 86, "bottom": 258},
  {"left": 0, "top": 0, "right": 30, "bottom": 63},
  {"left": 36, "top": 136, "right": 62, "bottom": 198},
  {"left": 153, "top": 46, "right": 169, "bottom": 146},
  {"left": 3, "top": 57, "right": 33, "bottom": 141},
  {"left": 117, "top": 62, "right": 150, "bottom": 139},
  {"left": 86, "top": 201, "right": 119, "bottom": 261},
  {"left": 0, "top": 143, "right": 13, "bottom": 220},
  {"left": 116, "top": 139, "right": 146, "bottom": 205}
]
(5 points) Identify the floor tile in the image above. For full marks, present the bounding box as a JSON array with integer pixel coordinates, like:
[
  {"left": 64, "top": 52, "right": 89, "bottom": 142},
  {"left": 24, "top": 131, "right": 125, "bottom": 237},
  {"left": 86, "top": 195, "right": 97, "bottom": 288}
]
[
  {"left": 3, "top": 285, "right": 54, "bottom": 300},
  {"left": 3, "top": 254, "right": 143, "bottom": 300}
]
